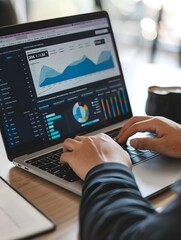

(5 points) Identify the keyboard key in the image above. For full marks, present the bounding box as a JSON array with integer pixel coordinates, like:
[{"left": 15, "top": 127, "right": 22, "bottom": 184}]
[
  {"left": 131, "top": 155, "right": 146, "bottom": 164},
  {"left": 26, "top": 149, "right": 80, "bottom": 182},
  {"left": 39, "top": 163, "right": 57, "bottom": 171}
]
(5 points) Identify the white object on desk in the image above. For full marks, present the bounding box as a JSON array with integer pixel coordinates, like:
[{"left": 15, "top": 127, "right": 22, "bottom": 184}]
[{"left": 0, "top": 177, "right": 55, "bottom": 240}]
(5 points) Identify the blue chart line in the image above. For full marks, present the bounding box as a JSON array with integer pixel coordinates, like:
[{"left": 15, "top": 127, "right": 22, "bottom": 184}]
[
  {"left": 46, "top": 113, "right": 62, "bottom": 140},
  {"left": 39, "top": 50, "right": 114, "bottom": 87}
]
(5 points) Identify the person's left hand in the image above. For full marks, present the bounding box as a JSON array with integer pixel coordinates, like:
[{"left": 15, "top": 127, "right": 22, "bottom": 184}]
[{"left": 60, "top": 133, "right": 132, "bottom": 180}]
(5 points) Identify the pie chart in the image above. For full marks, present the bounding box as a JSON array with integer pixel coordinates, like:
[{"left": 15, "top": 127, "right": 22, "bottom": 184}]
[{"left": 73, "top": 102, "right": 89, "bottom": 123}]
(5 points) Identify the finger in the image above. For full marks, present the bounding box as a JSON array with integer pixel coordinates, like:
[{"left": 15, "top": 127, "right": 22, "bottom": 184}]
[
  {"left": 117, "top": 117, "right": 156, "bottom": 144},
  {"left": 118, "top": 116, "right": 151, "bottom": 137},
  {"left": 60, "top": 151, "right": 74, "bottom": 164},
  {"left": 130, "top": 137, "right": 162, "bottom": 153},
  {"left": 74, "top": 135, "right": 87, "bottom": 141},
  {"left": 75, "top": 134, "right": 100, "bottom": 143},
  {"left": 63, "top": 138, "right": 79, "bottom": 152}
]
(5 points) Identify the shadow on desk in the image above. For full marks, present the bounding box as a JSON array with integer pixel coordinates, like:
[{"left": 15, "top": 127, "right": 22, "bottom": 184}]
[{"left": 8, "top": 167, "right": 80, "bottom": 240}]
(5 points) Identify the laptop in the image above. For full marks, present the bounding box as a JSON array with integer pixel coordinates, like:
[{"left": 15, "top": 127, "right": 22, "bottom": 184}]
[{"left": 0, "top": 11, "right": 181, "bottom": 198}]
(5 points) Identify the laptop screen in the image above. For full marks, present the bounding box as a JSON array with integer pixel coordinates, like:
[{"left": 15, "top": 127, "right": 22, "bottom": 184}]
[{"left": 0, "top": 11, "right": 132, "bottom": 159}]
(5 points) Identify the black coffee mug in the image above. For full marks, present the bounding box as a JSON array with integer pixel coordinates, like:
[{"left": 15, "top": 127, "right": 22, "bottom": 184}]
[{"left": 145, "top": 86, "right": 181, "bottom": 123}]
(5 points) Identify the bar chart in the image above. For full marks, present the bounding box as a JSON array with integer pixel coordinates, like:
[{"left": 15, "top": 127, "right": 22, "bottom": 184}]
[
  {"left": 45, "top": 113, "right": 62, "bottom": 140},
  {"left": 101, "top": 89, "right": 129, "bottom": 120}
]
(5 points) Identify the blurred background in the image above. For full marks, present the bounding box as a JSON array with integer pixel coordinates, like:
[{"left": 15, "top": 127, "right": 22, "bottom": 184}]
[{"left": 2, "top": 0, "right": 181, "bottom": 68}]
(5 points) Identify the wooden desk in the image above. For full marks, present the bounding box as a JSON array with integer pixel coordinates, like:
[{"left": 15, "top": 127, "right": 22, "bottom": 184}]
[
  {"left": 0, "top": 63, "right": 181, "bottom": 239},
  {"left": 0, "top": 133, "right": 80, "bottom": 240}
]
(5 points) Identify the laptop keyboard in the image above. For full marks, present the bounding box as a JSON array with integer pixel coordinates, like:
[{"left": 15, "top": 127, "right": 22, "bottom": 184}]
[
  {"left": 26, "top": 129, "right": 158, "bottom": 183},
  {"left": 26, "top": 149, "right": 80, "bottom": 182},
  {"left": 106, "top": 128, "right": 158, "bottom": 165}
]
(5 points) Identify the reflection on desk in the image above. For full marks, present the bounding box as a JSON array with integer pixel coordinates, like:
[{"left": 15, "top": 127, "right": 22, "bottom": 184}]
[{"left": 0, "top": 62, "right": 181, "bottom": 239}]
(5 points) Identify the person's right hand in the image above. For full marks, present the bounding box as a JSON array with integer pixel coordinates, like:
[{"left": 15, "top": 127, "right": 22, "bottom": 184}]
[
  {"left": 117, "top": 116, "right": 181, "bottom": 158},
  {"left": 60, "top": 133, "right": 131, "bottom": 181}
]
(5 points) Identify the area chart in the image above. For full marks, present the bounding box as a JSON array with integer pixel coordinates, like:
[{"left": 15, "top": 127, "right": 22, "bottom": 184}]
[{"left": 39, "top": 51, "right": 114, "bottom": 87}]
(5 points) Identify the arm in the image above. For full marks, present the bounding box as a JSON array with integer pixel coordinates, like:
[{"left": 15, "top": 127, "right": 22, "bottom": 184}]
[
  {"left": 80, "top": 163, "right": 181, "bottom": 240},
  {"left": 117, "top": 116, "right": 181, "bottom": 158},
  {"left": 61, "top": 133, "right": 181, "bottom": 240}
]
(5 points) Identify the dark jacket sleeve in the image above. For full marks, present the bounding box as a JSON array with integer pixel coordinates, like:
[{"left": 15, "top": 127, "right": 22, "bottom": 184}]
[{"left": 79, "top": 163, "right": 181, "bottom": 240}]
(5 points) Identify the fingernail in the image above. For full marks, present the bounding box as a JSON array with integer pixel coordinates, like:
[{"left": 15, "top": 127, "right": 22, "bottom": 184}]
[{"left": 130, "top": 138, "right": 138, "bottom": 147}]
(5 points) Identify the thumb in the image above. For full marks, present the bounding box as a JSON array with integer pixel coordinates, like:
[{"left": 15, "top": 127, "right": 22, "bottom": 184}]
[{"left": 130, "top": 137, "right": 158, "bottom": 151}]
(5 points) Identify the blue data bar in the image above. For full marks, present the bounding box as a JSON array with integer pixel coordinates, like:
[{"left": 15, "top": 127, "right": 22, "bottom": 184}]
[
  {"left": 81, "top": 119, "right": 99, "bottom": 127},
  {"left": 47, "top": 115, "right": 62, "bottom": 122},
  {"left": 50, "top": 131, "right": 59, "bottom": 136},
  {"left": 51, "top": 134, "right": 61, "bottom": 140},
  {"left": 46, "top": 113, "right": 55, "bottom": 118}
]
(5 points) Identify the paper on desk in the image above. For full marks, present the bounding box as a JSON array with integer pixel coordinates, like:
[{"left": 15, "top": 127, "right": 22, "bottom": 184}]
[{"left": 0, "top": 177, "right": 55, "bottom": 240}]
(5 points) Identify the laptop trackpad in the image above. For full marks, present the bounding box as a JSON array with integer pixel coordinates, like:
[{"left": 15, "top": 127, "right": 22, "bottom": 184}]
[{"left": 133, "top": 155, "right": 181, "bottom": 198}]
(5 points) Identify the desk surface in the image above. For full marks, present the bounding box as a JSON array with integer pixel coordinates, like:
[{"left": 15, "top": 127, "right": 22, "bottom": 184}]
[{"left": 0, "top": 62, "right": 181, "bottom": 239}]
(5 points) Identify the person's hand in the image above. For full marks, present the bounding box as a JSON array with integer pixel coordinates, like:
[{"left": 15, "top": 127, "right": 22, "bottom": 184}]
[
  {"left": 117, "top": 116, "right": 181, "bottom": 158},
  {"left": 60, "top": 133, "right": 132, "bottom": 180}
]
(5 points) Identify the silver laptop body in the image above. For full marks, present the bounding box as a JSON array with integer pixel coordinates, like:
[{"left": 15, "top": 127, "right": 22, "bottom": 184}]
[{"left": 0, "top": 11, "right": 181, "bottom": 198}]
